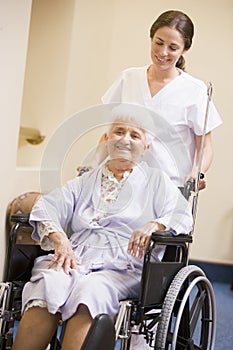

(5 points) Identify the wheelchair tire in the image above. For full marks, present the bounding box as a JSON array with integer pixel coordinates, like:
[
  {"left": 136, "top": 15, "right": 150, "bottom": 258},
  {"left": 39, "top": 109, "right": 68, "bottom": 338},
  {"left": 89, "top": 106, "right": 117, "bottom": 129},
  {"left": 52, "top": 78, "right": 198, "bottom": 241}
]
[{"left": 155, "top": 265, "right": 216, "bottom": 350}]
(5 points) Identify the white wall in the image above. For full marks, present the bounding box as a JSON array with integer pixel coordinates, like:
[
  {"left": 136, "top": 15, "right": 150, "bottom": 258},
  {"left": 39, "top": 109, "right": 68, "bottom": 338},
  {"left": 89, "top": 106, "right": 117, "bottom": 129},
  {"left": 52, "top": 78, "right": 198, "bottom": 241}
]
[
  {"left": 1, "top": 0, "right": 232, "bottom": 279},
  {"left": 0, "top": 0, "right": 32, "bottom": 279}
]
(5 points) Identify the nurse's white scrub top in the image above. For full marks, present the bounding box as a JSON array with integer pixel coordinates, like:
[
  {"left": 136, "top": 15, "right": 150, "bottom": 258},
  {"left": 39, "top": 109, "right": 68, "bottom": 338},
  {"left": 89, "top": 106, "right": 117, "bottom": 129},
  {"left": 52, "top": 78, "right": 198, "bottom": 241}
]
[{"left": 102, "top": 66, "right": 222, "bottom": 185}]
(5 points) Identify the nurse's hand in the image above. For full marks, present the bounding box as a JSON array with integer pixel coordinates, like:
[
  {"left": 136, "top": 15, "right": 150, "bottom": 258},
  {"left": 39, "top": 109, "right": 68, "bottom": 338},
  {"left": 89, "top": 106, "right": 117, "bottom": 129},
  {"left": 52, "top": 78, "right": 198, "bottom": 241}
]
[
  {"left": 128, "top": 222, "right": 165, "bottom": 259},
  {"left": 76, "top": 133, "right": 108, "bottom": 174},
  {"left": 185, "top": 173, "right": 206, "bottom": 191},
  {"left": 47, "top": 232, "right": 78, "bottom": 274},
  {"left": 197, "top": 178, "right": 206, "bottom": 190}
]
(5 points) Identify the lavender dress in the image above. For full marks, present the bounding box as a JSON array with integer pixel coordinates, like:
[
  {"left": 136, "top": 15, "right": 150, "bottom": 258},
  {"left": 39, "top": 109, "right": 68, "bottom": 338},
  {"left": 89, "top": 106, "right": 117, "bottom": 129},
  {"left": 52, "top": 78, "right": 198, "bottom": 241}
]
[{"left": 22, "top": 162, "right": 192, "bottom": 321}]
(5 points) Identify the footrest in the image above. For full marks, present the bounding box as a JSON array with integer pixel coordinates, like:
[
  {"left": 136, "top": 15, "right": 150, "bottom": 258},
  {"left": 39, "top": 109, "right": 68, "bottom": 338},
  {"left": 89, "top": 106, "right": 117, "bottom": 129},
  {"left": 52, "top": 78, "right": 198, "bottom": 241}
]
[{"left": 81, "top": 313, "right": 115, "bottom": 350}]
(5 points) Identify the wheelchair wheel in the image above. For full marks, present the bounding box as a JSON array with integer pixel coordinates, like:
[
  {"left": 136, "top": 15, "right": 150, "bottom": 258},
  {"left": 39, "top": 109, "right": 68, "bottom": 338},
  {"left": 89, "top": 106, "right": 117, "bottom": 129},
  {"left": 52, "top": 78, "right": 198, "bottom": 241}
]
[
  {"left": 0, "top": 282, "right": 14, "bottom": 350},
  {"left": 155, "top": 265, "right": 216, "bottom": 350}
]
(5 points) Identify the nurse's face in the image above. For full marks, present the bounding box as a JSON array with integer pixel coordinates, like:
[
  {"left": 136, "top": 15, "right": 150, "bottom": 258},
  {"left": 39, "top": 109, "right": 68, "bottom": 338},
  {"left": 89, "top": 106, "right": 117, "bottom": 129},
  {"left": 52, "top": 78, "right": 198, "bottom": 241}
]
[
  {"left": 151, "top": 26, "right": 186, "bottom": 70},
  {"left": 107, "top": 121, "right": 148, "bottom": 164}
]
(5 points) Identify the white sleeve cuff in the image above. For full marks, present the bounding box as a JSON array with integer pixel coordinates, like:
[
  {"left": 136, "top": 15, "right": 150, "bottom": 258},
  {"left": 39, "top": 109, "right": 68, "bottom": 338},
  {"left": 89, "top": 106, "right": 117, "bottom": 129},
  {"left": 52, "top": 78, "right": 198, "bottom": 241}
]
[{"left": 37, "top": 221, "right": 66, "bottom": 250}]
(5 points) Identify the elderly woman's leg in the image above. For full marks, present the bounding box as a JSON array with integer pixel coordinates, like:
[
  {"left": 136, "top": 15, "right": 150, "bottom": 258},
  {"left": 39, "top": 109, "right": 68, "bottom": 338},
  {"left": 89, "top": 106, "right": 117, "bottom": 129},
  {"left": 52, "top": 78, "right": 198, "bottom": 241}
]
[
  {"left": 12, "top": 307, "right": 60, "bottom": 350},
  {"left": 62, "top": 304, "right": 92, "bottom": 350}
]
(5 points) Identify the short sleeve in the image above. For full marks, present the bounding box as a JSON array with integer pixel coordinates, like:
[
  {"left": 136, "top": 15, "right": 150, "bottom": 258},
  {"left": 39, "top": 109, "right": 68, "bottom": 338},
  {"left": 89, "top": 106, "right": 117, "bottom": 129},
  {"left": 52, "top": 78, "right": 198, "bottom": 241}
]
[
  {"left": 187, "top": 86, "right": 222, "bottom": 135},
  {"left": 102, "top": 73, "right": 123, "bottom": 104}
]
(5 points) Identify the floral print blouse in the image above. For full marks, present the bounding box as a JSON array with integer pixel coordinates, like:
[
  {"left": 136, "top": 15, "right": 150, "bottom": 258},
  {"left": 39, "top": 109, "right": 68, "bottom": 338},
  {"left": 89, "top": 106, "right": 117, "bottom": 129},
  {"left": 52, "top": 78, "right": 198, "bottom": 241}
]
[{"left": 37, "top": 164, "right": 131, "bottom": 247}]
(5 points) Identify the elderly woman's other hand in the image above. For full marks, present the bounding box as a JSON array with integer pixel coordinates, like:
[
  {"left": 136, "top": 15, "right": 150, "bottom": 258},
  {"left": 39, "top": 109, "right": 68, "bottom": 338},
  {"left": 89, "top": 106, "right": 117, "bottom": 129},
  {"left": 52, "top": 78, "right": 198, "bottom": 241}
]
[
  {"left": 47, "top": 232, "right": 78, "bottom": 274},
  {"left": 128, "top": 221, "right": 166, "bottom": 259}
]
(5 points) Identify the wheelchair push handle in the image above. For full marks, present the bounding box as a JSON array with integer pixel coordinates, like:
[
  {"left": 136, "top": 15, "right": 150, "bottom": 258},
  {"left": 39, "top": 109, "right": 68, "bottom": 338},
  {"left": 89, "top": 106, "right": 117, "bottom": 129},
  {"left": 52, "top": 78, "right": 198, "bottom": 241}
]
[
  {"left": 77, "top": 167, "right": 91, "bottom": 177},
  {"left": 183, "top": 178, "right": 195, "bottom": 200}
]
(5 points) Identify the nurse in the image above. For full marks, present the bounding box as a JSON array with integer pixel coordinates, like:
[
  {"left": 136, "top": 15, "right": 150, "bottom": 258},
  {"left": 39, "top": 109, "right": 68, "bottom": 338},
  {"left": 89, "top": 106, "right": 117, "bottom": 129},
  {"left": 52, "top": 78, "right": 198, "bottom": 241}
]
[
  {"left": 12, "top": 110, "right": 192, "bottom": 350},
  {"left": 79, "top": 10, "right": 222, "bottom": 189}
]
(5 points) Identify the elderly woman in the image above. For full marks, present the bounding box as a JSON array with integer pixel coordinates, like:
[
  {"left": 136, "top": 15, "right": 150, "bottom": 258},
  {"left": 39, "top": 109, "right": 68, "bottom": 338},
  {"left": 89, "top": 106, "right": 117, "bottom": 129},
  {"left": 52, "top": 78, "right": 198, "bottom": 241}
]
[{"left": 12, "top": 110, "right": 193, "bottom": 350}]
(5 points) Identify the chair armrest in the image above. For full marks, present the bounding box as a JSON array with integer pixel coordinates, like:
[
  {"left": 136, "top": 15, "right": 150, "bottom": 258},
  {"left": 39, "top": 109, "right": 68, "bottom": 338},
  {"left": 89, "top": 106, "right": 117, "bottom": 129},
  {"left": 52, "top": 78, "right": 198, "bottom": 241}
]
[
  {"left": 151, "top": 230, "right": 192, "bottom": 244},
  {"left": 10, "top": 213, "right": 30, "bottom": 224}
]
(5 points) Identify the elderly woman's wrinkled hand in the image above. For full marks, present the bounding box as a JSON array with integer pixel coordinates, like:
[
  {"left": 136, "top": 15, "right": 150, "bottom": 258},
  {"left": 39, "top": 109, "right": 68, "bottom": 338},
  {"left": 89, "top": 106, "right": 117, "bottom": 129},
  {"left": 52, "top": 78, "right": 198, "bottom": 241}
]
[
  {"left": 128, "top": 221, "right": 165, "bottom": 259},
  {"left": 47, "top": 232, "right": 78, "bottom": 274}
]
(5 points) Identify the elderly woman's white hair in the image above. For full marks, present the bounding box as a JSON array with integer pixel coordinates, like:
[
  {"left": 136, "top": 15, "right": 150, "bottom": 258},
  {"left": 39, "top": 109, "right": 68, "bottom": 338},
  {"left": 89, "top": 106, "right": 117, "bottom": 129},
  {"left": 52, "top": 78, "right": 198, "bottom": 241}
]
[{"left": 108, "top": 104, "right": 155, "bottom": 144}]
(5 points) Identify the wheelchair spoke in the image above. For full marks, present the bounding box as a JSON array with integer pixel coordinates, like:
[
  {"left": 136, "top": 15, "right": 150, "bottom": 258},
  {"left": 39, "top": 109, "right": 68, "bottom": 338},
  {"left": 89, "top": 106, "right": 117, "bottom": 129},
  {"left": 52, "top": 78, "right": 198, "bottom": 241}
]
[{"left": 189, "top": 289, "right": 206, "bottom": 337}]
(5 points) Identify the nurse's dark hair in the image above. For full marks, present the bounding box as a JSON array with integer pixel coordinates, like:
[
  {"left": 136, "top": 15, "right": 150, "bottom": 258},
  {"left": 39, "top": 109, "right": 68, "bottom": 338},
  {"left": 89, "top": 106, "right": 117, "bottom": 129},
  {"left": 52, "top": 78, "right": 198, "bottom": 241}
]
[{"left": 150, "top": 10, "right": 194, "bottom": 71}]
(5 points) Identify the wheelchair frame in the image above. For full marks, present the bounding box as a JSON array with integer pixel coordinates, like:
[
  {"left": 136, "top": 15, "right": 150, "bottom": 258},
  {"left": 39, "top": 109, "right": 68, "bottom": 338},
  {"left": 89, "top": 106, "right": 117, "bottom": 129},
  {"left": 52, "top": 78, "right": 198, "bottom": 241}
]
[
  {"left": 115, "top": 233, "right": 216, "bottom": 350},
  {"left": 0, "top": 181, "right": 216, "bottom": 350}
]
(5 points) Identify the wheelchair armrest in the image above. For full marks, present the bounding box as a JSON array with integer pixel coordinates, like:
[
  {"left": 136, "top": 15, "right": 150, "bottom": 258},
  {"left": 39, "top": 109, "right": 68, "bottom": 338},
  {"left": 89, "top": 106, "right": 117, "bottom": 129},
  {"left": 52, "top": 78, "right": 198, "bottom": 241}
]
[
  {"left": 151, "top": 230, "right": 192, "bottom": 244},
  {"left": 10, "top": 213, "right": 30, "bottom": 224}
]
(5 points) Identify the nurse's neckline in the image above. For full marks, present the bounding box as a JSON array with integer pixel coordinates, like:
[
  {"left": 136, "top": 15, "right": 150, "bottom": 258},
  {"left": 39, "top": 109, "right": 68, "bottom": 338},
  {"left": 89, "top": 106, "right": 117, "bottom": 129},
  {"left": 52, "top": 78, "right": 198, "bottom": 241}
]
[
  {"left": 147, "top": 65, "right": 181, "bottom": 97},
  {"left": 147, "top": 64, "right": 181, "bottom": 83}
]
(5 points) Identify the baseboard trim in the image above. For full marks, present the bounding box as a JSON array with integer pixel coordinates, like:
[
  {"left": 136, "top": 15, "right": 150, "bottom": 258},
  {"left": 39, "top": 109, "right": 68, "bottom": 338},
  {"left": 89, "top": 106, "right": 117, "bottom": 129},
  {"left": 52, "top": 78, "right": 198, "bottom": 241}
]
[{"left": 189, "top": 260, "right": 233, "bottom": 284}]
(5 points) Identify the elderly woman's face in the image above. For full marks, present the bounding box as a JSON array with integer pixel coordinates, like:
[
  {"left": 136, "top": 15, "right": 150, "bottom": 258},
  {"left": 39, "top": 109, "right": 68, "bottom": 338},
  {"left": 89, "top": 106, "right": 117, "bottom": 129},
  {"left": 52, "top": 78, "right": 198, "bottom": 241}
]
[{"left": 107, "top": 121, "right": 148, "bottom": 164}]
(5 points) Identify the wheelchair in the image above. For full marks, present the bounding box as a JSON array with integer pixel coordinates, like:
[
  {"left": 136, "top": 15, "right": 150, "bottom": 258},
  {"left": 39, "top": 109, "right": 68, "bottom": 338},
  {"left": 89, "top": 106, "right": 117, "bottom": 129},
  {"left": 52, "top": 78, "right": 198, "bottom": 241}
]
[{"left": 0, "top": 180, "right": 216, "bottom": 350}]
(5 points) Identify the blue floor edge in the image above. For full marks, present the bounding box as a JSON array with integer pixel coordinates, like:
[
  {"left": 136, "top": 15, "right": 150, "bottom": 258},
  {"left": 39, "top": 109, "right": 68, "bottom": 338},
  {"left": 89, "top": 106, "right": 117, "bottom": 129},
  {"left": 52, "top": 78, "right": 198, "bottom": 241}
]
[{"left": 189, "top": 259, "right": 233, "bottom": 285}]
